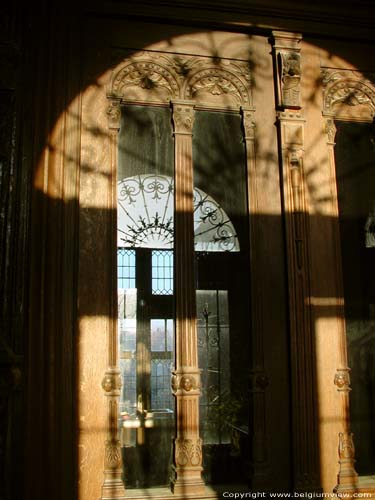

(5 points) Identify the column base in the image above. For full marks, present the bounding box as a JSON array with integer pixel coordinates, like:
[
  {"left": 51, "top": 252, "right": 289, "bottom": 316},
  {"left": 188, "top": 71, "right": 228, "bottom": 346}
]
[
  {"left": 100, "top": 471, "right": 126, "bottom": 500},
  {"left": 334, "top": 468, "right": 358, "bottom": 498},
  {"left": 171, "top": 466, "right": 206, "bottom": 496}
]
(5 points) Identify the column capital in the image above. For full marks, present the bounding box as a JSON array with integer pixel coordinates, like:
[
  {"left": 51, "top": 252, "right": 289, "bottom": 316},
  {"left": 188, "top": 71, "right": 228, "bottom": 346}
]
[
  {"left": 171, "top": 100, "right": 195, "bottom": 135},
  {"left": 241, "top": 107, "right": 256, "bottom": 140},
  {"left": 106, "top": 99, "right": 121, "bottom": 130}
]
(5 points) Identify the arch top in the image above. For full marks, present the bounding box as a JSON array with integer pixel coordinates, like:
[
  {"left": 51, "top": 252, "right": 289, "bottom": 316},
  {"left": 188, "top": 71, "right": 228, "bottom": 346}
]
[
  {"left": 107, "top": 50, "right": 253, "bottom": 109},
  {"left": 322, "top": 68, "right": 375, "bottom": 121}
]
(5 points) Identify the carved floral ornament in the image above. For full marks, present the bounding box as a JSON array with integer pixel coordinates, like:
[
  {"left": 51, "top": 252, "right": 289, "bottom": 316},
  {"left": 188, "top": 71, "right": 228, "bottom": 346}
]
[
  {"left": 322, "top": 69, "right": 375, "bottom": 117},
  {"left": 175, "top": 438, "right": 202, "bottom": 467},
  {"left": 108, "top": 55, "right": 252, "bottom": 106},
  {"left": 105, "top": 438, "right": 122, "bottom": 469}
]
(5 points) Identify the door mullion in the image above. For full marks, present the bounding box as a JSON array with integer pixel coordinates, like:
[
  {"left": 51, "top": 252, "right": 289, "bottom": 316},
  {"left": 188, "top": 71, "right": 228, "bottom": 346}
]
[{"left": 171, "top": 101, "right": 205, "bottom": 495}]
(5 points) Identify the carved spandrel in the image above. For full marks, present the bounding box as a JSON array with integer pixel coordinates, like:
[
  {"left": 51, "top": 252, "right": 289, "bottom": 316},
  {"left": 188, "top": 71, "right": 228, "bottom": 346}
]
[
  {"left": 109, "top": 53, "right": 253, "bottom": 107},
  {"left": 111, "top": 60, "right": 180, "bottom": 100},
  {"left": 185, "top": 67, "right": 250, "bottom": 105},
  {"left": 322, "top": 68, "right": 375, "bottom": 119}
]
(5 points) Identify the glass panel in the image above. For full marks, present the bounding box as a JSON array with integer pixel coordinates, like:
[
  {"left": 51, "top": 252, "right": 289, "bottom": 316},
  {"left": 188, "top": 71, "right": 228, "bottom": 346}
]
[
  {"left": 117, "top": 249, "right": 136, "bottom": 289},
  {"left": 152, "top": 250, "right": 173, "bottom": 295},
  {"left": 117, "top": 174, "right": 239, "bottom": 251},
  {"left": 118, "top": 105, "right": 175, "bottom": 489},
  {"left": 197, "top": 290, "right": 230, "bottom": 445},
  {"left": 193, "top": 110, "right": 247, "bottom": 250},
  {"left": 151, "top": 358, "right": 174, "bottom": 411},
  {"left": 335, "top": 121, "right": 375, "bottom": 475},
  {"left": 151, "top": 319, "right": 166, "bottom": 351},
  {"left": 150, "top": 319, "right": 174, "bottom": 410},
  {"left": 193, "top": 110, "right": 250, "bottom": 486}
]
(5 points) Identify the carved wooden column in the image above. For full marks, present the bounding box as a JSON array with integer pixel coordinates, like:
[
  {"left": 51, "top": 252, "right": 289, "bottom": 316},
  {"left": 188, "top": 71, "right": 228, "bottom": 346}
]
[
  {"left": 272, "top": 31, "right": 321, "bottom": 492},
  {"left": 241, "top": 107, "right": 270, "bottom": 488},
  {"left": 323, "top": 115, "right": 358, "bottom": 495},
  {"left": 99, "top": 99, "right": 126, "bottom": 500},
  {"left": 171, "top": 100, "right": 205, "bottom": 495}
]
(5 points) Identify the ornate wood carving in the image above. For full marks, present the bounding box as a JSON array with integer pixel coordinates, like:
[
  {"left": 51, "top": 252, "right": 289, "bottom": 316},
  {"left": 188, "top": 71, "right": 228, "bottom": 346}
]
[
  {"left": 184, "top": 64, "right": 251, "bottom": 105},
  {"left": 171, "top": 101, "right": 205, "bottom": 495},
  {"left": 108, "top": 53, "right": 252, "bottom": 109},
  {"left": 111, "top": 60, "right": 180, "bottom": 100},
  {"left": 272, "top": 31, "right": 320, "bottom": 493},
  {"left": 272, "top": 31, "right": 302, "bottom": 109},
  {"left": 320, "top": 68, "right": 375, "bottom": 495},
  {"left": 334, "top": 368, "right": 351, "bottom": 393},
  {"left": 334, "top": 432, "right": 358, "bottom": 495},
  {"left": 104, "top": 50, "right": 254, "bottom": 496},
  {"left": 171, "top": 369, "right": 201, "bottom": 395},
  {"left": 242, "top": 106, "right": 271, "bottom": 488},
  {"left": 106, "top": 100, "right": 121, "bottom": 130},
  {"left": 175, "top": 438, "right": 203, "bottom": 467},
  {"left": 99, "top": 93, "right": 126, "bottom": 500},
  {"left": 322, "top": 69, "right": 375, "bottom": 120}
]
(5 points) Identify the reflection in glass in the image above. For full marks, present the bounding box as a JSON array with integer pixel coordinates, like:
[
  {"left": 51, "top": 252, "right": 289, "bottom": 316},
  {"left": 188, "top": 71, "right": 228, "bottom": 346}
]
[
  {"left": 197, "top": 290, "right": 230, "bottom": 445},
  {"left": 193, "top": 110, "right": 250, "bottom": 486},
  {"left": 117, "top": 174, "right": 239, "bottom": 252},
  {"left": 117, "top": 104, "right": 176, "bottom": 489},
  {"left": 335, "top": 121, "right": 375, "bottom": 475}
]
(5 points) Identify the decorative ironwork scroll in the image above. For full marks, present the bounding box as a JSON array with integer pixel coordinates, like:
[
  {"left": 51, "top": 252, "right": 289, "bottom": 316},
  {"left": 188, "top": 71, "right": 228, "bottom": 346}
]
[{"left": 117, "top": 174, "right": 239, "bottom": 251}]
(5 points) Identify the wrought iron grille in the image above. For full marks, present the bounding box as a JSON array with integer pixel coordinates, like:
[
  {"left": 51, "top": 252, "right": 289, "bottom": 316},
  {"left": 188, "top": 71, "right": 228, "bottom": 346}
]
[{"left": 117, "top": 174, "right": 239, "bottom": 251}]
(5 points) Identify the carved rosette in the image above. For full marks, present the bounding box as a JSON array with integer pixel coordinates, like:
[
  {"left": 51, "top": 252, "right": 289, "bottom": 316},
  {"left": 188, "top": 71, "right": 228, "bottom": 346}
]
[
  {"left": 101, "top": 369, "right": 122, "bottom": 396},
  {"left": 175, "top": 438, "right": 202, "bottom": 467}
]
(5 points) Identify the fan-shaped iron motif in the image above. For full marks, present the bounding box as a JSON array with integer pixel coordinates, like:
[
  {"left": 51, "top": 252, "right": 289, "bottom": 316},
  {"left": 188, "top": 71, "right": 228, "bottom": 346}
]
[{"left": 117, "top": 174, "right": 239, "bottom": 252}]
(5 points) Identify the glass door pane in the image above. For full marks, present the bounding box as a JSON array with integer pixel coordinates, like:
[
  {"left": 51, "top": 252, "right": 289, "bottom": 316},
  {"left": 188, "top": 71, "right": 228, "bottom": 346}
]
[
  {"left": 334, "top": 121, "right": 375, "bottom": 475},
  {"left": 117, "top": 105, "right": 175, "bottom": 488},
  {"left": 193, "top": 110, "right": 251, "bottom": 485}
]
